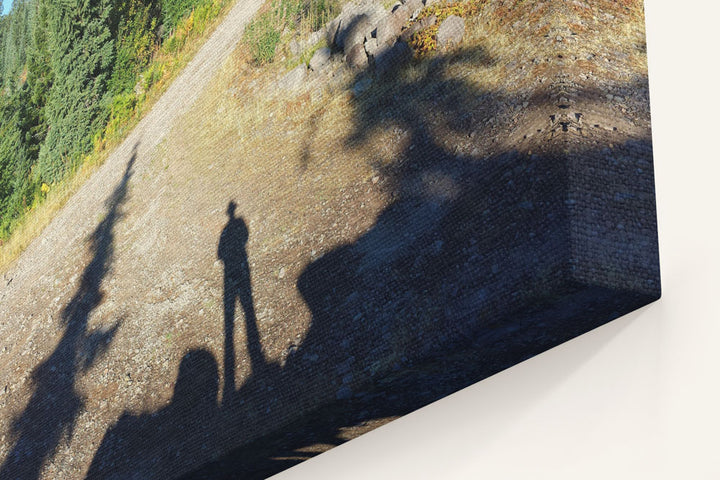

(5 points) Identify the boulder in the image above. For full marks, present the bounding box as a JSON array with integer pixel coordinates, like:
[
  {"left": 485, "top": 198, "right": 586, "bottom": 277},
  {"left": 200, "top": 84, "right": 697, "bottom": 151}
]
[
  {"left": 134, "top": 77, "right": 146, "bottom": 96},
  {"left": 374, "top": 41, "right": 412, "bottom": 77},
  {"left": 365, "top": 37, "right": 379, "bottom": 57},
  {"left": 376, "top": 12, "right": 404, "bottom": 46},
  {"left": 404, "top": 0, "right": 424, "bottom": 18},
  {"left": 309, "top": 47, "right": 332, "bottom": 71},
  {"left": 391, "top": 4, "right": 411, "bottom": 24},
  {"left": 289, "top": 39, "right": 302, "bottom": 57},
  {"left": 399, "top": 14, "right": 436, "bottom": 42},
  {"left": 308, "top": 28, "right": 325, "bottom": 47},
  {"left": 326, "top": 17, "right": 342, "bottom": 46},
  {"left": 437, "top": 15, "right": 465, "bottom": 49},
  {"left": 277, "top": 64, "right": 307, "bottom": 91},
  {"left": 338, "top": 14, "right": 374, "bottom": 53},
  {"left": 331, "top": 0, "right": 386, "bottom": 50},
  {"left": 346, "top": 43, "right": 369, "bottom": 70}
]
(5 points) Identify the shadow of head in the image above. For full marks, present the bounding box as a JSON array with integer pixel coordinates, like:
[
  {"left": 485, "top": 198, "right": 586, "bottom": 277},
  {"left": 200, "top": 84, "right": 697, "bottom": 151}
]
[
  {"left": 174, "top": 349, "right": 220, "bottom": 409},
  {"left": 219, "top": 201, "right": 249, "bottom": 261},
  {"left": 227, "top": 200, "right": 237, "bottom": 218}
]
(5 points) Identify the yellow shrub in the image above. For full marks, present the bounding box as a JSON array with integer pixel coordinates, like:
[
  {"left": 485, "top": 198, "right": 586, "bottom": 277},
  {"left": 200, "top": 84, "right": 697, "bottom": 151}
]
[{"left": 410, "top": 0, "right": 483, "bottom": 55}]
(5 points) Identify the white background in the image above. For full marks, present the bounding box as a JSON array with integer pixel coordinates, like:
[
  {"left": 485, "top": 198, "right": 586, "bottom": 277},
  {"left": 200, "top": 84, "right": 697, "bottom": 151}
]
[{"left": 275, "top": 1, "right": 720, "bottom": 478}]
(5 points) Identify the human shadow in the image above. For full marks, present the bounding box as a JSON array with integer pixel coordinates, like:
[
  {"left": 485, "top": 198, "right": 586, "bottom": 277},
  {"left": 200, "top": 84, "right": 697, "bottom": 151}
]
[
  {"left": 175, "top": 42, "right": 657, "bottom": 479},
  {"left": 88, "top": 200, "right": 283, "bottom": 479},
  {"left": 217, "top": 201, "right": 265, "bottom": 399},
  {"left": 0, "top": 146, "right": 136, "bottom": 480},
  {"left": 86, "top": 349, "right": 221, "bottom": 479}
]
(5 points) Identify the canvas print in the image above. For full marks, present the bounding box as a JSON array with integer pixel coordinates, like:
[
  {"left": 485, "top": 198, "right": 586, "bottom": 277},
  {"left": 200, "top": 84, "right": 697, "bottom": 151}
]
[{"left": 0, "top": 0, "right": 659, "bottom": 478}]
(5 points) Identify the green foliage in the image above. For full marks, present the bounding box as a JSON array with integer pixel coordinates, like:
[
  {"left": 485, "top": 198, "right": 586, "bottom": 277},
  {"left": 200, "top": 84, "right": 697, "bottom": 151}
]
[
  {"left": 0, "top": 17, "right": 7, "bottom": 88},
  {"left": 161, "top": 0, "right": 197, "bottom": 36},
  {"left": 0, "top": 88, "right": 38, "bottom": 238},
  {"left": 0, "top": 0, "right": 34, "bottom": 91},
  {"left": 25, "top": 0, "right": 52, "bottom": 151},
  {"left": 104, "top": 0, "right": 231, "bottom": 145},
  {"left": 36, "top": 0, "right": 116, "bottom": 182},
  {"left": 244, "top": 0, "right": 339, "bottom": 65},
  {"left": 244, "top": 13, "right": 282, "bottom": 65},
  {"left": 104, "top": 90, "right": 138, "bottom": 140},
  {"left": 189, "top": 0, "right": 226, "bottom": 32},
  {"left": 109, "top": 0, "right": 160, "bottom": 95},
  {"left": 302, "top": 0, "right": 337, "bottom": 32},
  {"left": 0, "top": 0, "right": 229, "bottom": 241}
]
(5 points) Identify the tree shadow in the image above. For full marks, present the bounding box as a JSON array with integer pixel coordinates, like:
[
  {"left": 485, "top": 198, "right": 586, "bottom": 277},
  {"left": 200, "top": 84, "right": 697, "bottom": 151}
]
[
  {"left": 198, "top": 44, "right": 658, "bottom": 476},
  {"left": 88, "top": 40, "right": 659, "bottom": 480},
  {"left": 0, "top": 145, "right": 137, "bottom": 480}
]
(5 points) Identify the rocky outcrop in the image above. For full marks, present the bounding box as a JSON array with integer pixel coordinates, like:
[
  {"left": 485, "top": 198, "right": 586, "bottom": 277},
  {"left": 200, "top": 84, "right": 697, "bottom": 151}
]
[
  {"left": 328, "top": 0, "right": 386, "bottom": 48},
  {"left": 405, "top": 0, "right": 424, "bottom": 17},
  {"left": 400, "top": 14, "right": 436, "bottom": 42},
  {"left": 309, "top": 47, "right": 332, "bottom": 71},
  {"left": 283, "top": 0, "right": 463, "bottom": 89},
  {"left": 376, "top": 9, "right": 406, "bottom": 46},
  {"left": 374, "top": 40, "right": 413, "bottom": 77},
  {"left": 346, "top": 43, "right": 370, "bottom": 69},
  {"left": 339, "top": 14, "right": 375, "bottom": 54},
  {"left": 437, "top": 14, "right": 465, "bottom": 49},
  {"left": 277, "top": 64, "right": 307, "bottom": 91}
]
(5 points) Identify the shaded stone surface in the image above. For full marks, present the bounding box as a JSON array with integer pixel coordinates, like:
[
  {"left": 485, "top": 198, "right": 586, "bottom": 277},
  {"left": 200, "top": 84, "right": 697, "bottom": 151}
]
[
  {"left": 404, "top": 0, "right": 424, "bottom": 17},
  {"left": 333, "top": 0, "right": 386, "bottom": 50},
  {"left": 376, "top": 11, "right": 405, "bottom": 46},
  {"left": 346, "top": 43, "right": 369, "bottom": 70},
  {"left": 364, "top": 37, "right": 379, "bottom": 57},
  {"left": 374, "top": 40, "right": 412, "bottom": 76},
  {"left": 309, "top": 47, "right": 332, "bottom": 71},
  {"left": 340, "top": 14, "right": 374, "bottom": 53}
]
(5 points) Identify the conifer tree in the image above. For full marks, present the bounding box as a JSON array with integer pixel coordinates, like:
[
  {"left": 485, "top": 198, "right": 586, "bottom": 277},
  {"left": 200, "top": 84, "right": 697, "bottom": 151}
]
[{"left": 37, "top": 0, "right": 116, "bottom": 182}]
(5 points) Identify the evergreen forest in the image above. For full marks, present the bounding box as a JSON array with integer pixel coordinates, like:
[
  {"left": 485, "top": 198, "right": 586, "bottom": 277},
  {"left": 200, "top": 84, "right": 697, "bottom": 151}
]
[{"left": 0, "top": 0, "right": 228, "bottom": 240}]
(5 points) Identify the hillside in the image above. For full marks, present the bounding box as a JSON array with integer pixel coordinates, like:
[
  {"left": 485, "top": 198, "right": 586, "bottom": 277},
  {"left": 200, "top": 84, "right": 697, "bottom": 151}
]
[{"left": 0, "top": 0, "right": 658, "bottom": 478}]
